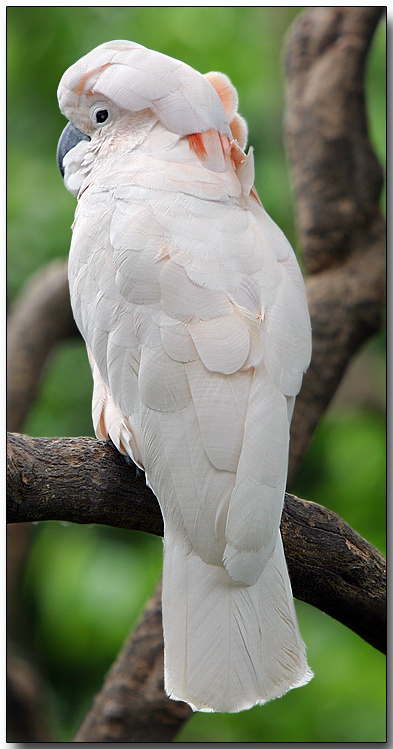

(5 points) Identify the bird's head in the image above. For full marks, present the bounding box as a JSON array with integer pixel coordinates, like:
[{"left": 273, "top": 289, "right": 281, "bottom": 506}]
[{"left": 57, "top": 40, "right": 248, "bottom": 194}]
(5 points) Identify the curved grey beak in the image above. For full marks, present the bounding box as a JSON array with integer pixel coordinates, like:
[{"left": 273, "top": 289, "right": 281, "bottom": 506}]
[{"left": 57, "top": 122, "right": 91, "bottom": 177}]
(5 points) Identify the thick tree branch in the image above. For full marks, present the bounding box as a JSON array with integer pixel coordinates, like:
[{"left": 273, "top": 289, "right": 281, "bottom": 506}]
[
  {"left": 285, "top": 7, "right": 384, "bottom": 276},
  {"left": 286, "top": 6, "right": 386, "bottom": 482},
  {"left": 7, "top": 432, "right": 386, "bottom": 656}
]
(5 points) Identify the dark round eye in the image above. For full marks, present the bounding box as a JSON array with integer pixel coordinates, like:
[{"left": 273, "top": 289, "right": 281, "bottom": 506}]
[{"left": 95, "top": 109, "right": 109, "bottom": 124}]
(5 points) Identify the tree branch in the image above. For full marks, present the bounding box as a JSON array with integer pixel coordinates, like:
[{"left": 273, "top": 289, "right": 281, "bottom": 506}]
[
  {"left": 286, "top": 6, "right": 386, "bottom": 482},
  {"left": 73, "top": 579, "right": 192, "bottom": 743},
  {"left": 7, "top": 260, "right": 78, "bottom": 433},
  {"left": 7, "top": 432, "right": 386, "bottom": 656}
]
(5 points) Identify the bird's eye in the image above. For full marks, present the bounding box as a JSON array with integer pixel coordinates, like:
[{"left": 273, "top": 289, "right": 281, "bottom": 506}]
[
  {"left": 96, "top": 109, "right": 108, "bottom": 124},
  {"left": 90, "top": 102, "right": 112, "bottom": 129}
]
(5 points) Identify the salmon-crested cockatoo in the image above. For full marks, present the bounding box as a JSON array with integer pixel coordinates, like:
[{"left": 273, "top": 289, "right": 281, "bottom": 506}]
[{"left": 57, "top": 40, "right": 313, "bottom": 713}]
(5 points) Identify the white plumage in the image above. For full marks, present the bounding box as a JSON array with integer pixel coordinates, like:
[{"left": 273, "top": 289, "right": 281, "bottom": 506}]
[{"left": 57, "top": 40, "right": 313, "bottom": 713}]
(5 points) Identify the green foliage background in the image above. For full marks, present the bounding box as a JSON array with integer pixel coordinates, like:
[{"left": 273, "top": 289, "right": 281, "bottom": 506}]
[{"left": 7, "top": 7, "right": 386, "bottom": 742}]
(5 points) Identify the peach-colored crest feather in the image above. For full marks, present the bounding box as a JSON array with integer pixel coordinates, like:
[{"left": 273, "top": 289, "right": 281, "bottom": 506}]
[
  {"left": 204, "top": 71, "right": 238, "bottom": 121},
  {"left": 189, "top": 132, "right": 207, "bottom": 160},
  {"left": 189, "top": 130, "right": 231, "bottom": 166},
  {"left": 229, "top": 113, "right": 248, "bottom": 150},
  {"left": 205, "top": 71, "right": 248, "bottom": 149},
  {"left": 76, "top": 62, "right": 111, "bottom": 97}
]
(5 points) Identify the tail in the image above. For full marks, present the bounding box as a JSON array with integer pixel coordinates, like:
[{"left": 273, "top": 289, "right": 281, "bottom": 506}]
[{"left": 161, "top": 532, "right": 313, "bottom": 713}]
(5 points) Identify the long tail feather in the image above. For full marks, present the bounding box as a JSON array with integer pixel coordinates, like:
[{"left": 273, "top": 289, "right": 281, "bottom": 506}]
[{"left": 162, "top": 531, "right": 313, "bottom": 713}]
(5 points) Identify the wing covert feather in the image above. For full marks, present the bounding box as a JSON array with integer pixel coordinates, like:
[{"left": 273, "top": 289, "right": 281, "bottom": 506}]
[
  {"left": 141, "top": 404, "right": 235, "bottom": 565},
  {"left": 188, "top": 312, "right": 250, "bottom": 374},
  {"left": 185, "top": 361, "right": 253, "bottom": 472},
  {"left": 223, "top": 366, "right": 289, "bottom": 585},
  {"left": 159, "top": 258, "right": 233, "bottom": 322},
  {"left": 139, "top": 345, "right": 192, "bottom": 413},
  {"left": 262, "top": 258, "right": 311, "bottom": 396}
]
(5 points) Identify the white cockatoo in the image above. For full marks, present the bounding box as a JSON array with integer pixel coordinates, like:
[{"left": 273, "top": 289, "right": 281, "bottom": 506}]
[{"left": 57, "top": 40, "right": 313, "bottom": 713}]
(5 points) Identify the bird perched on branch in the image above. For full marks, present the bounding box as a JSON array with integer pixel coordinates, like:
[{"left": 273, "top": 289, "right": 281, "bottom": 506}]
[{"left": 57, "top": 40, "right": 313, "bottom": 713}]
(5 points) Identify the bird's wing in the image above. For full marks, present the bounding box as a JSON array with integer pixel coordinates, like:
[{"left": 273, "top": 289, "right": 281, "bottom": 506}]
[{"left": 68, "top": 120, "right": 310, "bottom": 583}]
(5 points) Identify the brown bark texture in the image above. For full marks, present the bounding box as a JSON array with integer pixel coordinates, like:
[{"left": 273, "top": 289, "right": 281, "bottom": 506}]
[
  {"left": 7, "top": 259, "right": 78, "bottom": 434},
  {"left": 285, "top": 6, "right": 386, "bottom": 484},
  {"left": 7, "top": 432, "right": 387, "bottom": 658},
  {"left": 6, "top": 5, "right": 386, "bottom": 744}
]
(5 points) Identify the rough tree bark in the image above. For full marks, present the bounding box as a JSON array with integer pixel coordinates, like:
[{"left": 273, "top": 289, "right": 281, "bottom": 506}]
[
  {"left": 6, "top": 5, "right": 385, "bottom": 744},
  {"left": 7, "top": 432, "right": 386, "bottom": 657},
  {"left": 285, "top": 6, "right": 386, "bottom": 483},
  {"left": 7, "top": 260, "right": 78, "bottom": 433}
]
